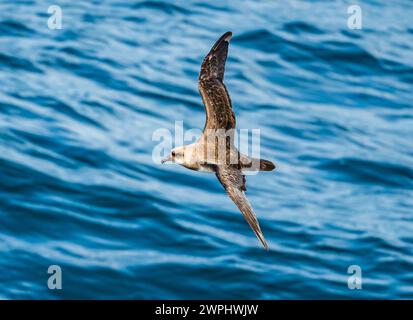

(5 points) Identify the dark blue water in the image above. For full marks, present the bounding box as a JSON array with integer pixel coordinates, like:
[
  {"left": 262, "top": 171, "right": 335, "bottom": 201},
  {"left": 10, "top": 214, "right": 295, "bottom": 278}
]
[{"left": 1, "top": 0, "right": 413, "bottom": 299}]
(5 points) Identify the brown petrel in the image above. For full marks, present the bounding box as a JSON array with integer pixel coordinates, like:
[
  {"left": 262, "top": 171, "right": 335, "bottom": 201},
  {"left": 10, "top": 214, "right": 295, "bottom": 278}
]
[{"left": 162, "top": 31, "right": 275, "bottom": 250}]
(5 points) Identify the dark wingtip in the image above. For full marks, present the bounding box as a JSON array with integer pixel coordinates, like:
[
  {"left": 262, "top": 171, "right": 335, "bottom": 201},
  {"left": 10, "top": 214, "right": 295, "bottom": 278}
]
[
  {"left": 257, "top": 232, "right": 270, "bottom": 251},
  {"left": 211, "top": 31, "right": 232, "bottom": 51},
  {"left": 199, "top": 31, "right": 233, "bottom": 82},
  {"left": 222, "top": 31, "right": 233, "bottom": 41}
]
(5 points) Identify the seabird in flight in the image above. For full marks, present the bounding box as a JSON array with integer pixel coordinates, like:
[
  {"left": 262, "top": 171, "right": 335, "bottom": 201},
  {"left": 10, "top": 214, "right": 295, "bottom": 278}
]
[{"left": 162, "top": 31, "right": 275, "bottom": 250}]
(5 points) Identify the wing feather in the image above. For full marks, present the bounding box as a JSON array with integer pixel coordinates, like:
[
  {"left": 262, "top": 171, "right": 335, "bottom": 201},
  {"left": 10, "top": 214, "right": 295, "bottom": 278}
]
[
  {"left": 198, "top": 32, "right": 236, "bottom": 131},
  {"left": 215, "top": 166, "right": 269, "bottom": 250}
]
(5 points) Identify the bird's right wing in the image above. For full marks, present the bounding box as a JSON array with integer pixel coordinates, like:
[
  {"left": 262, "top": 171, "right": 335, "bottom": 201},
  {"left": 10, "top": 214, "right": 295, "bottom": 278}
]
[
  {"left": 215, "top": 165, "right": 269, "bottom": 250},
  {"left": 198, "top": 32, "right": 236, "bottom": 131}
]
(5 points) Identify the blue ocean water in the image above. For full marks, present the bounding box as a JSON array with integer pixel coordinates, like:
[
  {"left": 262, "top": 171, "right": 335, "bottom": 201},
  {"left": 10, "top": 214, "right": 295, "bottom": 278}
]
[{"left": 1, "top": 0, "right": 413, "bottom": 299}]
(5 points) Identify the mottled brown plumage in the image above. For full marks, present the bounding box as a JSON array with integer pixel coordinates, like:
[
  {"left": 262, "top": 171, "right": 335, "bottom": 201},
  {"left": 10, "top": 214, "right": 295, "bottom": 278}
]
[
  {"left": 162, "top": 32, "right": 275, "bottom": 250},
  {"left": 199, "top": 32, "right": 236, "bottom": 131}
]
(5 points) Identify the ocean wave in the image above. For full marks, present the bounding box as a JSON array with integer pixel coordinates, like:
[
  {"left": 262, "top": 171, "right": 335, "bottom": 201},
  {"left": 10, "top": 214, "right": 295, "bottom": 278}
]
[{"left": 1, "top": 0, "right": 412, "bottom": 299}]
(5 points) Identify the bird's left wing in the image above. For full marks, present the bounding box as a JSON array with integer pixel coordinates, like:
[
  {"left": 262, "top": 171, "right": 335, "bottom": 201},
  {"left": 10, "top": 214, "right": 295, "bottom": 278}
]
[
  {"left": 198, "top": 32, "right": 236, "bottom": 131},
  {"left": 215, "top": 165, "right": 269, "bottom": 250}
]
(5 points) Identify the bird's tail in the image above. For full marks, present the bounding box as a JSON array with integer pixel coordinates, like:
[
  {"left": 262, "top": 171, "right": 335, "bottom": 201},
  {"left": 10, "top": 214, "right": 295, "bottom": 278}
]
[
  {"left": 259, "top": 159, "right": 275, "bottom": 171},
  {"left": 240, "top": 156, "right": 276, "bottom": 172}
]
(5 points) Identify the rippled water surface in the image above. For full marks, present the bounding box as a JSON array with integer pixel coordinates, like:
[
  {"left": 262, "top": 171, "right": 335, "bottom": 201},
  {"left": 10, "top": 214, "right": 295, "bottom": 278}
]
[{"left": 1, "top": 0, "right": 413, "bottom": 299}]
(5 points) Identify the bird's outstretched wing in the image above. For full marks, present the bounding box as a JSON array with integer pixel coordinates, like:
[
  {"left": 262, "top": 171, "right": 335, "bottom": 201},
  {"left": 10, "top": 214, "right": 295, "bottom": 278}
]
[
  {"left": 215, "top": 165, "right": 269, "bottom": 250},
  {"left": 198, "top": 31, "right": 236, "bottom": 131}
]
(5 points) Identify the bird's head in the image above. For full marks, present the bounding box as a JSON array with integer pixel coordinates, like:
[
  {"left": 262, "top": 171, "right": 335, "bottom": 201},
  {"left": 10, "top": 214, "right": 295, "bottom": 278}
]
[
  {"left": 161, "top": 145, "right": 198, "bottom": 170},
  {"left": 161, "top": 146, "right": 186, "bottom": 165}
]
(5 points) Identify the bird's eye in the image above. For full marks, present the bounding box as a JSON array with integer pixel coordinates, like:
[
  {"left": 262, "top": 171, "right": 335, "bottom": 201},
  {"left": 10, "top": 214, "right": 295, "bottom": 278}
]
[{"left": 172, "top": 151, "right": 176, "bottom": 157}]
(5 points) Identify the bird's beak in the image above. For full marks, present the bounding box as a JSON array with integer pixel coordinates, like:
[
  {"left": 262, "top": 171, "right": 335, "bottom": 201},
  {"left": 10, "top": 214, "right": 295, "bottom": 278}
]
[{"left": 161, "top": 154, "right": 172, "bottom": 164}]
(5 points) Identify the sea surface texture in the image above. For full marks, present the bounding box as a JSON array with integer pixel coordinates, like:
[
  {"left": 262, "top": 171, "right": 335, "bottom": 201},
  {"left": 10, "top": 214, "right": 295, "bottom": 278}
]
[{"left": 1, "top": 0, "right": 412, "bottom": 299}]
